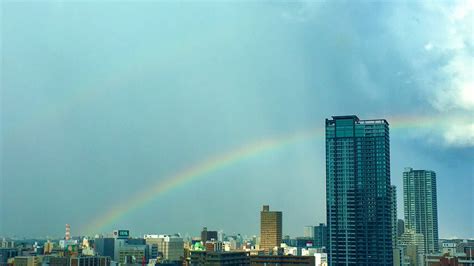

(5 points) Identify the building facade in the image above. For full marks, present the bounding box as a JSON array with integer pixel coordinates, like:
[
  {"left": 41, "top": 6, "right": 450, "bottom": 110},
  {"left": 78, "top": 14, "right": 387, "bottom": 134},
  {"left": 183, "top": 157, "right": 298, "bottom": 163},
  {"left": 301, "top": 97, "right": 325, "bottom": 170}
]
[
  {"left": 398, "top": 228, "right": 425, "bottom": 266},
  {"left": 326, "top": 115, "right": 393, "bottom": 265},
  {"left": 403, "top": 167, "right": 439, "bottom": 253},
  {"left": 201, "top": 228, "right": 218, "bottom": 243},
  {"left": 390, "top": 185, "right": 398, "bottom": 249},
  {"left": 117, "top": 245, "right": 147, "bottom": 264},
  {"left": 144, "top": 234, "right": 183, "bottom": 262},
  {"left": 260, "top": 205, "right": 282, "bottom": 253},
  {"left": 190, "top": 251, "right": 250, "bottom": 265},
  {"left": 314, "top": 223, "right": 328, "bottom": 249},
  {"left": 250, "top": 255, "right": 315, "bottom": 265}
]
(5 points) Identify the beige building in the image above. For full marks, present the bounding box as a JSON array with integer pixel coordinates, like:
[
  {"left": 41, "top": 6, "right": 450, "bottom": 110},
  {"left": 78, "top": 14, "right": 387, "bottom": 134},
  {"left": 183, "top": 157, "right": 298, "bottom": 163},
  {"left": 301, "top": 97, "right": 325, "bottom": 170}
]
[
  {"left": 399, "top": 228, "right": 425, "bottom": 266},
  {"left": 117, "top": 245, "right": 146, "bottom": 264},
  {"left": 13, "top": 256, "right": 37, "bottom": 266},
  {"left": 144, "top": 234, "right": 183, "bottom": 262},
  {"left": 260, "top": 205, "right": 282, "bottom": 253}
]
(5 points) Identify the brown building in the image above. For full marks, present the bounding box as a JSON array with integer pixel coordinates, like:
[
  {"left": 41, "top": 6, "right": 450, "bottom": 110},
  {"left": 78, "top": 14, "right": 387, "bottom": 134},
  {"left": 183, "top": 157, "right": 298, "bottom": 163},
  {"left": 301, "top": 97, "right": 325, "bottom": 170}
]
[
  {"left": 201, "top": 228, "right": 218, "bottom": 242},
  {"left": 49, "top": 256, "right": 110, "bottom": 266},
  {"left": 260, "top": 205, "right": 282, "bottom": 253},
  {"left": 250, "top": 255, "right": 315, "bottom": 265},
  {"left": 425, "top": 254, "right": 474, "bottom": 266}
]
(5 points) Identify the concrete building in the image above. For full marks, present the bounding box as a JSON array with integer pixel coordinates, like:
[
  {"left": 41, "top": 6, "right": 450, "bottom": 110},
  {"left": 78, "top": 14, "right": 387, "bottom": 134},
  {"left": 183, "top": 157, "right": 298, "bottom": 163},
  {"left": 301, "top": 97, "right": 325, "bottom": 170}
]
[
  {"left": 1, "top": 240, "right": 14, "bottom": 249},
  {"left": 190, "top": 251, "right": 249, "bottom": 265},
  {"left": 314, "top": 252, "right": 328, "bottom": 266},
  {"left": 13, "top": 257, "right": 37, "bottom": 266},
  {"left": 260, "top": 205, "right": 282, "bottom": 254},
  {"left": 250, "top": 255, "right": 315, "bottom": 265},
  {"left": 397, "top": 219, "right": 405, "bottom": 237},
  {"left": 204, "top": 241, "right": 223, "bottom": 252},
  {"left": 425, "top": 253, "right": 474, "bottom": 266},
  {"left": 49, "top": 256, "right": 110, "bottom": 266},
  {"left": 43, "top": 241, "right": 53, "bottom": 255},
  {"left": 399, "top": 228, "right": 425, "bottom": 266},
  {"left": 0, "top": 248, "right": 19, "bottom": 266},
  {"left": 326, "top": 115, "right": 393, "bottom": 265},
  {"left": 94, "top": 237, "right": 115, "bottom": 259},
  {"left": 390, "top": 185, "right": 398, "bottom": 249},
  {"left": 144, "top": 234, "right": 183, "bottom": 262},
  {"left": 314, "top": 223, "right": 327, "bottom": 249},
  {"left": 117, "top": 245, "right": 147, "bottom": 264},
  {"left": 403, "top": 167, "right": 439, "bottom": 253},
  {"left": 200, "top": 228, "right": 218, "bottom": 243},
  {"left": 303, "top": 226, "right": 314, "bottom": 239}
]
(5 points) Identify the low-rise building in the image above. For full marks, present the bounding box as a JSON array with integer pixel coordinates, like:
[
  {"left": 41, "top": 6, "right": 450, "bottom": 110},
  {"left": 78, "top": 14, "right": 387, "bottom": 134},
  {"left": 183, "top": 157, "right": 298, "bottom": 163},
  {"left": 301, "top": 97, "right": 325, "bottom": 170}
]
[
  {"left": 190, "top": 251, "right": 250, "bottom": 265},
  {"left": 425, "top": 253, "right": 474, "bottom": 266},
  {"left": 13, "top": 256, "right": 37, "bottom": 266},
  {"left": 0, "top": 248, "right": 19, "bottom": 266},
  {"left": 250, "top": 255, "right": 315, "bottom": 265}
]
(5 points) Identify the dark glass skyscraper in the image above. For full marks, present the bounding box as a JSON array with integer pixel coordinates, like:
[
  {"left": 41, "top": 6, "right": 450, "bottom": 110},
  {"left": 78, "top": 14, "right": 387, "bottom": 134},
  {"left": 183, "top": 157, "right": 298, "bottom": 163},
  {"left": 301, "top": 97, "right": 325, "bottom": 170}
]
[{"left": 326, "top": 115, "right": 393, "bottom": 265}]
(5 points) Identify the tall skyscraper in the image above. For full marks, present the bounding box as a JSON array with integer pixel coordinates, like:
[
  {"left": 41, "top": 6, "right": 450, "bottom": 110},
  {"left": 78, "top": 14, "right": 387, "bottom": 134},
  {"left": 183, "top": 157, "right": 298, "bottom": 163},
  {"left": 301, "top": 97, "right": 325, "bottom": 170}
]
[
  {"left": 403, "top": 167, "right": 439, "bottom": 253},
  {"left": 326, "top": 115, "right": 393, "bottom": 265},
  {"left": 260, "top": 205, "right": 282, "bottom": 253}
]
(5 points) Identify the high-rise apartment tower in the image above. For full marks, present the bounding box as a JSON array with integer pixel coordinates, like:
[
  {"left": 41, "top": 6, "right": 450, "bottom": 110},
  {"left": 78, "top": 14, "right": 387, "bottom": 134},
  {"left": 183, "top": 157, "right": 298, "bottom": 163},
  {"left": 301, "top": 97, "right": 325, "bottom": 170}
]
[
  {"left": 326, "top": 115, "right": 393, "bottom": 265},
  {"left": 403, "top": 167, "right": 439, "bottom": 253}
]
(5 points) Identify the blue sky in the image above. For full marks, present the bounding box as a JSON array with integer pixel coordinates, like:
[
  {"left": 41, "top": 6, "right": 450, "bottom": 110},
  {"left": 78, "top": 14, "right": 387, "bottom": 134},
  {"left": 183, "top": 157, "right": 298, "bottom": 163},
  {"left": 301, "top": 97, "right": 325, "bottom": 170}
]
[{"left": 1, "top": 1, "right": 473, "bottom": 238}]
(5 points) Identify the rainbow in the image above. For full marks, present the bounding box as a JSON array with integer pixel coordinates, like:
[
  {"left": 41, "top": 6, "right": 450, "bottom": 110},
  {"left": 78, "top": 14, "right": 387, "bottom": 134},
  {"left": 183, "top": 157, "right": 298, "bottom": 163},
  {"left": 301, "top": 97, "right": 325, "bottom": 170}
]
[
  {"left": 84, "top": 126, "right": 324, "bottom": 234},
  {"left": 83, "top": 114, "right": 442, "bottom": 234}
]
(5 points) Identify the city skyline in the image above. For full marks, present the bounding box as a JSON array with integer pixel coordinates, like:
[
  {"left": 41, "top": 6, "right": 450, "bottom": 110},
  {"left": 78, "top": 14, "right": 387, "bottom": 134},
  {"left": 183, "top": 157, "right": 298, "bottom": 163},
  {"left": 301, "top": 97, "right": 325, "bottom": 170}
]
[{"left": 2, "top": 1, "right": 473, "bottom": 239}]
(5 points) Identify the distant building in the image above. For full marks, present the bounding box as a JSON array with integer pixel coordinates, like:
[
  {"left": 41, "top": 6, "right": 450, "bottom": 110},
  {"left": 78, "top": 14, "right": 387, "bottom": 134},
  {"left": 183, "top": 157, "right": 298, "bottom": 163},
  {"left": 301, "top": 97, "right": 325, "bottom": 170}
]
[
  {"left": 44, "top": 241, "right": 53, "bottom": 255},
  {"left": 425, "top": 253, "right": 474, "bottom": 266},
  {"left": 260, "top": 205, "right": 282, "bottom": 254},
  {"left": 201, "top": 228, "right": 218, "bottom": 242},
  {"left": 1, "top": 240, "right": 14, "bottom": 249},
  {"left": 303, "top": 226, "right": 314, "bottom": 239},
  {"left": 403, "top": 167, "right": 439, "bottom": 253},
  {"left": 390, "top": 185, "right": 398, "bottom": 249},
  {"left": 440, "top": 242, "right": 457, "bottom": 256},
  {"left": 12, "top": 257, "right": 37, "bottom": 266},
  {"left": 250, "top": 255, "right": 315, "bottom": 265},
  {"left": 144, "top": 234, "right": 183, "bottom": 262},
  {"left": 314, "top": 252, "right": 328, "bottom": 266},
  {"left": 399, "top": 228, "right": 425, "bottom": 266},
  {"left": 313, "top": 224, "right": 327, "bottom": 249},
  {"left": 49, "top": 256, "right": 110, "bottom": 266},
  {"left": 397, "top": 219, "right": 405, "bottom": 237},
  {"left": 94, "top": 237, "right": 115, "bottom": 259},
  {"left": 326, "top": 115, "right": 393, "bottom": 265},
  {"left": 117, "top": 245, "right": 147, "bottom": 264},
  {"left": 190, "top": 251, "right": 249, "bottom": 265},
  {"left": 204, "top": 241, "right": 223, "bottom": 252},
  {"left": 0, "top": 248, "right": 18, "bottom": 266},
  {"left": 457, "top": 241, "right": 474, "bottom": 255}
]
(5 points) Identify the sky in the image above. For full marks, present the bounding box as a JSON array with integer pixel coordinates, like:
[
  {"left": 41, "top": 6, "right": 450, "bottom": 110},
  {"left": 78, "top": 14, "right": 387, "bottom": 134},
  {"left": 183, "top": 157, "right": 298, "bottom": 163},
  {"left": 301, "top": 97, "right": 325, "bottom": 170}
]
[{"left": 1, "top": 1, "right": 473, "bottom": 239}]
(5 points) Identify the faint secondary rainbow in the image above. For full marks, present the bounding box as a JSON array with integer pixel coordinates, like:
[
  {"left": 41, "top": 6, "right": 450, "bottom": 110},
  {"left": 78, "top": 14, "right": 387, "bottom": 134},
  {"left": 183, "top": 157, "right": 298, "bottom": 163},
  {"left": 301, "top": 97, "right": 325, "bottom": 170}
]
[
  {"left": 84, "top": 114, "right": 442, "bottom": 234},
  {"left": 84, "top": 127, "right": 324, "bottom": 234}
]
